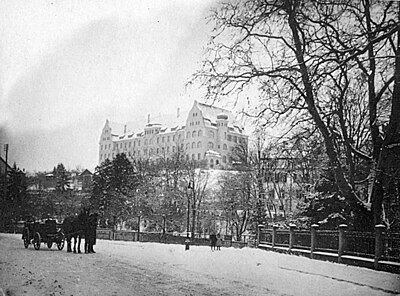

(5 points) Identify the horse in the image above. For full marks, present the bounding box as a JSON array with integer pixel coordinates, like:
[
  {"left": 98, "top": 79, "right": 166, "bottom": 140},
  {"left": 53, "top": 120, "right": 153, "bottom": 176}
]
[{"left": 61, "top": 208, "right": 89, "bottom": 253}]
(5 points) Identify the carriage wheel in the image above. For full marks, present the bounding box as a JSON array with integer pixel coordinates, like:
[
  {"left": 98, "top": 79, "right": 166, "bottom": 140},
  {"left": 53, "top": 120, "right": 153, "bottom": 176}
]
[
  {"left": 23, "top": 228, "right": 30, "bottom": 248},
  {"left": 33, "top": 232, "right": 41, "bottom": 250},
  {"left": 47, "top": 241, "right": 53, "bottom": 249},
  {"left": 57, "top": 238, "right": 65, "bottom": 251},
  {"left": 56, "top": 231, "right": 65, "bottom": 251}
]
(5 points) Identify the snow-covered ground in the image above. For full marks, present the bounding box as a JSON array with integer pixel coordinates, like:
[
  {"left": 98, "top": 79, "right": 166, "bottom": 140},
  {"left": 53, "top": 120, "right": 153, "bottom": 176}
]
[{"left": 1, "top": 233, "right": 399, "bottom": 296}]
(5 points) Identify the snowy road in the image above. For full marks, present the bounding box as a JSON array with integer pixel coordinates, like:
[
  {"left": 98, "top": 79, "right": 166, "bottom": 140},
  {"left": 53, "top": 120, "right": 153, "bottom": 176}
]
[{"left": 0, "top": 233, "right": 399, "bottom": 296}]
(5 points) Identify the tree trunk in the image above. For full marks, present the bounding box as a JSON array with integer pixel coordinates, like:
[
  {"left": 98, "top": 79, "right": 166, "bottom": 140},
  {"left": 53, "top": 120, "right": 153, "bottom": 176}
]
[{"left": 285, "top": 0, "right": 372, "bottom": 229}]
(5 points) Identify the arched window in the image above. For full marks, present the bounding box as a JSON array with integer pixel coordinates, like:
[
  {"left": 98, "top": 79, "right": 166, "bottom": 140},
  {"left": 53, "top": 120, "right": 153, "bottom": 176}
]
[
  {"left": 208, "top": 130, "right": 214, "bottom": 138},
  {"left": 192, "top": 142, "right": 196, "bottom": 149},
  {"left": 192, "top": 131, "right": 196, "bottom": 138},
  {"left": 197, "top": 141, "right": 202, "bottom": 148},
  {"left": 198, "top": 130, "right": 203, "bottom": 137},
  {"left": 149, "top": 148, "right": 153, "bottom": 155},
  {"left": 208, "top": 142, "right": 214, "bottom": 149},
  {"left": 192, "top": 154, "right": 195, "bottom": 160},
  {"left": 186, "top": 143, "right": 190, "bottom": 150},
  {"left": 186, "top": 132, "right": 190, "bottom": 139},
  {"left": 223, "top": 156, "right": 227, "bottom": 163}
]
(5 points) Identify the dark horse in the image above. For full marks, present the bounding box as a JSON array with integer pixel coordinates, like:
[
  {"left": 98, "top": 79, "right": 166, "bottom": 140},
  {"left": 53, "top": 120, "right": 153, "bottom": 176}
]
[{"left": 62, "top": 208, "right": 89, "bottom": 253}]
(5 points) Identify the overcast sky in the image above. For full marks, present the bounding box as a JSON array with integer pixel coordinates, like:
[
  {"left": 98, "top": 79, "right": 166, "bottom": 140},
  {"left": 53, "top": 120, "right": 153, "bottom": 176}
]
[{"left": 0, "top": 0, "right": 216, "bottom": 173}]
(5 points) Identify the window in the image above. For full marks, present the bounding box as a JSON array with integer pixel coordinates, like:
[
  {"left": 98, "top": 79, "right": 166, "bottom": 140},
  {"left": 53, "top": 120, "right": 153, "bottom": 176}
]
[
  {"left": 167, "top": 146, "right": 170, "bottom": 153},
  {"left": 192, "top": 154, "right": 195, "bottom": 160},
  {"left": 173, "top": 135, "right": 176, "bottom": 142},
  {"left": 208, "top": 142, "right": 214, "bottom": 149},
  {"left": 172, "top": 146, "right": 175, "bottom": 152},
  {"left": 198, "top": 130, "right": 203, "bottom": 137},
  {"left": 197, "top": 141, "right": 202, "bottom": 148},
  {"left": 187, "top": 132, "right": 190, "bottom": 139},
  {"left": 208, "top": 130, "right": 214, "bottom": 138},
  {"left": 149, "top": 139, "right": 153, "bottom": 145},
  {"left": 210, "top": 159, "right": 214, "bottom": 168},
  {"left": 223, "top": 156, "right": 227, "bottom": 163},
  {"left": 168, "top": 136, "right": 170, "bottom": 142},
  {"left": 129, "top": 142, "right": 131, "bottom": 148},
  {"left": 186, "top": 143, "right": 190, "bottom": 150},
  {"left": 157, "top": 137, "right": 160, "bottom": 144},
  {"left": 192, "top": 142, "right": 196, "bottom": 149},
  {"left": 162, "top": 137, "right": 165, "bottom": 143},
  {"left": 120, "top": 143, "right": 122, "bottom": 148},
  {"left": 145, "top": 139, "right": 148, "bottom": 146},
  {"left": 223, "top": 144, "right": 227, "bottom": 150},
  {"left": 100, "top": 154, "right": 102, "bottom": 160},
  {"left": 227, "top": 135, "right": 232, "bottom": 141},
  {"left": 198, "top": 153, "right": 201, "bottom": 160},
  {"left": 192, "top": 131, "right": 196, "bottom": 138},
  {"left": 216, "top": 160, "right": 219, "bottom": 165}
]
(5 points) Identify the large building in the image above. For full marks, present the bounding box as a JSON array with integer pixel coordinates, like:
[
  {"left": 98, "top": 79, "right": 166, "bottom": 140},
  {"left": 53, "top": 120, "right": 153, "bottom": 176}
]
[{"left": 98, "top": 100, "right": 248, "bottom": 169}]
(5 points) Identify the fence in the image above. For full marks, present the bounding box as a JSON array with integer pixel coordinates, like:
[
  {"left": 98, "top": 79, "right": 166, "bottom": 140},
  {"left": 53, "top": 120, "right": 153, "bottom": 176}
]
[
  {"left": 96, "top": 228, "right": 256, "bottom": 249},
  {"left": 257, "top": 224, "right": 400, "bottom": 274}
]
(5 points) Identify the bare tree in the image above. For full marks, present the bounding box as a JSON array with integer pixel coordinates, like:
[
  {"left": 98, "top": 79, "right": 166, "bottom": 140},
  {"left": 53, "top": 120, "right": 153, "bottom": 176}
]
[{"left": 193, "top": 0, "right": 400, "bottom": 230}]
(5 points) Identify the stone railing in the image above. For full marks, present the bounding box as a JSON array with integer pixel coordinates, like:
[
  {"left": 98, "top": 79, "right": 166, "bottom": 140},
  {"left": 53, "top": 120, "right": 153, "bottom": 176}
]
[{"left": 257, "top": 224, "right": 400, "bottom": 274}]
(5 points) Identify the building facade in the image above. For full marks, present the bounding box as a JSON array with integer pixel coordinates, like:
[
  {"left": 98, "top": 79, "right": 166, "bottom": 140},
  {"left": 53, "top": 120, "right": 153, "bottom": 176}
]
[{"left": 98, "top": 100, "right": 248, "bottom": 169}]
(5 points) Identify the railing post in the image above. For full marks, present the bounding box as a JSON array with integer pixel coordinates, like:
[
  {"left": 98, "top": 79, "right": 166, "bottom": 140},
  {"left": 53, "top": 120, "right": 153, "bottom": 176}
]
[
  {"left": 257, "top": 224, "right": 264, "bottom": 248},
  {"left": 338, "top": 224, "right": 347, "bottom": 263},
  {"left": 272, "top": 225, "right": 279, "bottom": 249},
  {"left": 289, "top": 224, "right": 296, "bottom": 252},
  {"left": 310, "top": 224, "right": 319, "bottom": 259},
  {"left": 374, "top": 224, "right": 385, "bottom": 270}
]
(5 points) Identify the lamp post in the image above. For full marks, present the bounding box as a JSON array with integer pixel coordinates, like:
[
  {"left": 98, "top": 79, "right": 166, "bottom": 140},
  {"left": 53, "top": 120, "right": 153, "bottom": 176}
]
[{"left": 187, "top": 181, "right": 193, "bottom": 239}]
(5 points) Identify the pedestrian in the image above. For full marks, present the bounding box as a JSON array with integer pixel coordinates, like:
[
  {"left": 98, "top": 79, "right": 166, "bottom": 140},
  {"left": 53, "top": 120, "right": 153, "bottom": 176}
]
[
  {"left": 210, "top": 233, "right": 217, "bottom": 251},
  {"left": 85, "top": 213, "right": 98, "bottom": 253},
  {"left": 216, "top": 233, "right": 222, "bottom": 251}
]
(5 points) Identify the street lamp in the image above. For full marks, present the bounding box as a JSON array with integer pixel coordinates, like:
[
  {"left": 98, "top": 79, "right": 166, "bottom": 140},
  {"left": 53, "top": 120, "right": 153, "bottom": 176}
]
[{"left": 187, "top": 181, "right": 193, "bottom": 239}]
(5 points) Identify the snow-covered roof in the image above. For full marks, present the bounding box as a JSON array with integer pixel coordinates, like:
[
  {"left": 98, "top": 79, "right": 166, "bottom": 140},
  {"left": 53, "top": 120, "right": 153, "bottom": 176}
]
[
  {"left": 106, "top": 110, "right": 188, "bottom": 141},
  {"left": 197, "top": 102, "right": 245, "bottom": 134},
  {"left": 205, "top": 150, "right": 222, "bottom": 158}
]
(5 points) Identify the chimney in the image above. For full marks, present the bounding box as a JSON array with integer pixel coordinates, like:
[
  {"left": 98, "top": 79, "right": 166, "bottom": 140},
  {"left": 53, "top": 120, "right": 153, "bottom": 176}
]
[
  {"left": 147, "top": 114, "right": 150, "bottom": 123},
  {"left": 177, "top": 107, "right": 180, "bottom": 118}
]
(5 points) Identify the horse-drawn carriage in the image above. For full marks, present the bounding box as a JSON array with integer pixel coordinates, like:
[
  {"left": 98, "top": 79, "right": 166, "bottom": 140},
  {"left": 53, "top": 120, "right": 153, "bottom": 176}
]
[
  {"left": 21, "top": 208, "right": 98, "bottom": 253},
  {"left": 22, "top": 219, "right": 65, "bottom": 251}
]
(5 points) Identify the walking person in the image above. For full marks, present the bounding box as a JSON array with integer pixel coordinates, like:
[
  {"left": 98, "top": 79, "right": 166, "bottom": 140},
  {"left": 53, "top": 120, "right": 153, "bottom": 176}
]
[
  {"left": 216, "top": 233, "right": 222, "bottom": 251},
  {"left": 210, "top": 233, "right": 217, "bottom": 251}
]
